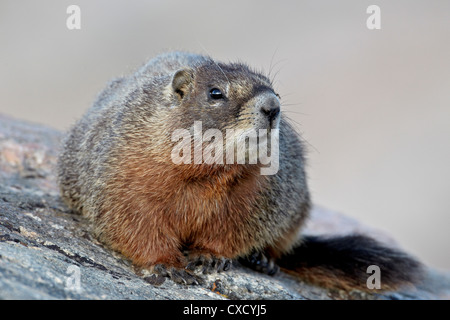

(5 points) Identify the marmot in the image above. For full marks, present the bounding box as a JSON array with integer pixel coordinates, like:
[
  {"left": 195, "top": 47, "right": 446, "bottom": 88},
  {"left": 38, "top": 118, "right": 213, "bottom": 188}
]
[{"left": 57, "top": 51, "right": 422, "bottom": 291}]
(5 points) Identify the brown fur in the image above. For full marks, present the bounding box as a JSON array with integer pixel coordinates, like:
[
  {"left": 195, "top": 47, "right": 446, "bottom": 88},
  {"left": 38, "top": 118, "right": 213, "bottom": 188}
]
[{"left": 100, "top": 149, "right": 267, "bottom": 268}]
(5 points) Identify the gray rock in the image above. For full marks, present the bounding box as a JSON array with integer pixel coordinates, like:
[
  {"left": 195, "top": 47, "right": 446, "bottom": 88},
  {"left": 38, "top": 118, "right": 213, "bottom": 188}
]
[{"left": 0, "top": 113, "right": 448, "bottom": 300}]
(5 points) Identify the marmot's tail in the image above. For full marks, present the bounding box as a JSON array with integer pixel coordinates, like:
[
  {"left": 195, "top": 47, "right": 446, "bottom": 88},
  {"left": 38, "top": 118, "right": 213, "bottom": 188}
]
[{"left": 277, "top": 234, "right": 424, "bottom": 292}]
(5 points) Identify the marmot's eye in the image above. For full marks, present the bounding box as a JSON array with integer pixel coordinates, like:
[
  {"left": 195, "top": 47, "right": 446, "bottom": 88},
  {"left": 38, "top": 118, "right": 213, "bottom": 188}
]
[{"left": 209, "top": 88, "right": 223, "bottom": 99}]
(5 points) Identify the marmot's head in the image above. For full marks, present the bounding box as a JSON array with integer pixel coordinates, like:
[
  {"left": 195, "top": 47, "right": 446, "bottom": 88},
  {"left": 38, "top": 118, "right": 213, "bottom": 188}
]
[
  {"left": 165, "top": 59, "right": 281, "bottom": 170},
  {"left": 168, "top": 59, "right": 281, "bottom": 133}
]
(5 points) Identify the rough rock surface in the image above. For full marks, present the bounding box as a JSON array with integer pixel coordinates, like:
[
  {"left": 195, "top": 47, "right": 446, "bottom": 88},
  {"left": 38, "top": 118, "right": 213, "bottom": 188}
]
[{"left": 0, "top": 113, "right": 449, "bottom": 300}]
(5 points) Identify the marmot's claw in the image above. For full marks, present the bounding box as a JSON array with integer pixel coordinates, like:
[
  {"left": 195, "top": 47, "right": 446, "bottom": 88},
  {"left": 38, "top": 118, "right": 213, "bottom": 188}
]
[
  {"left": 153, "top": 264, "right": 204, "bottom": 285},
  {"left": 186, "top": 253, "right": 232, "bottom": 274},
  {"left": 240, "top": 252, "right": 279, "bottom": 276}
]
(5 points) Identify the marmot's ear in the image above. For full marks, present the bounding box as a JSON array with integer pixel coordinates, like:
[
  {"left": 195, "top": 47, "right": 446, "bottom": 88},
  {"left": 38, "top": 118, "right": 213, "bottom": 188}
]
[{"left": 172, "top": 68, "right": 194, "bottom": 100}]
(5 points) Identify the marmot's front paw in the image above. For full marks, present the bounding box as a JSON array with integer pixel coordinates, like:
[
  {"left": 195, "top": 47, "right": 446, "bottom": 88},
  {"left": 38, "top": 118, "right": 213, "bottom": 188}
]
[
  {"left": 153, "top": 264, "right": 204, "bottom": 285},
  {"left": 186, "top": 252, "right": 232, "bottom": 274}
]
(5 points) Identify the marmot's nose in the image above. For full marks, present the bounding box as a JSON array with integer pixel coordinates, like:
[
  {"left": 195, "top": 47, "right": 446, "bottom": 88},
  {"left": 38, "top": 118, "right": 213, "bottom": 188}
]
[{"left": 260, "top": 95, "right": 281, "bottom": 122}]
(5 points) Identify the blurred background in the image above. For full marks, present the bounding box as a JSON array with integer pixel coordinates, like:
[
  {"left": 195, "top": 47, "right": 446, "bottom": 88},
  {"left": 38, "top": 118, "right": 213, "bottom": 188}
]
[{"left": 1, "top": 0, "right": 449, "bottom": 270}]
